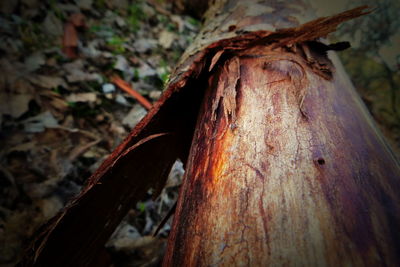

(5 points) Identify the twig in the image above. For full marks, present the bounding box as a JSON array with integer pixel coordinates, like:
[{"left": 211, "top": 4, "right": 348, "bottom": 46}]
[
  {"left": 111, "top": 75, "right": 153, "bottom": 110},
  {"left": 55, "top": 126, "right": 101, "bottom": 140}
]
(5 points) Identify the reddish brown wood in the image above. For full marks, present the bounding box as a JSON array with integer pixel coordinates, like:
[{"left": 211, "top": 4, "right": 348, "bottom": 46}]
[{"left": 111, "top": 75, "right": 153, "bottom": 110}]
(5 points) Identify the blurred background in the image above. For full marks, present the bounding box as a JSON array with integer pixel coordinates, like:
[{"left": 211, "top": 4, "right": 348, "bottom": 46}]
[{"left": 0, "top": 0, "right": 398, "bottom": 266}]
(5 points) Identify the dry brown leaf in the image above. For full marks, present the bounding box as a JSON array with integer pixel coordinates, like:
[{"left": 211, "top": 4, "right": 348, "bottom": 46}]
[
  {"left": 0, "top": 93, "right": 33, "bottom": 118},
  {"left": 23, "top": 111, "right": 59, "bottom": 133},
  {"left": 66, "top": 92, "right": 97, "bottom": 103},
  {"left": 122, "top": 104, "right": 147, "bottom": 128},
  {"left": 158, "top": 30, "right": 175, "bottom": 49},
  {"left": 28, "top": 75, "right": 67, "bottom": 89},
  {"left": 49, "top": 98, "right": 69, "bottom": 112},
  {"left": 62, "top": 23, "right": 78, "bottom": 58},
  {"left": 7, "top": 141, "right": 37, "bottom": 153},
  {"left": 62, "top": 13, "right": 85, "bottom": 59},
  {"left": 69, "top": 13, "right": 85, "bottom": 28}
]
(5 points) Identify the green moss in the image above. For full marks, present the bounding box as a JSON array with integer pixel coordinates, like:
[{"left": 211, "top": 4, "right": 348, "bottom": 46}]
[
  {"left": 133, "top": 68, "right": 140, "bottom": 81},
  {"left": 187, "top": 17, "right": 201, "bottom": 28},
  {"left": 360, "top": 59, "right": 385, "bottom": 79},
  {"left": 160, "top": 72, "right": 170, "bottom": 86},
  {"left": 127, "top": 1, "right": 146, "bottom": 32},
  {"left": 107, "top": 36, "right": 126, "bottom": 54},
  {"left": 166, "top": 22, "right": 177, "bottom": 32},
  {"left": 158, "top": 59, "right": 171, "bottom": 86},
  {"left": 136, "top": 202, "right": 146, "bottom": 212}
]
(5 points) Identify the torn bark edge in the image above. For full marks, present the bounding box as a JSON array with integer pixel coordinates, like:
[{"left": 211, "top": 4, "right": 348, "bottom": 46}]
[
  {"left": 98, "top": 5, "right": 371, "bottom": 184},
  {"left": 19, "top": 6, "right": 371, "bottom": 266}
]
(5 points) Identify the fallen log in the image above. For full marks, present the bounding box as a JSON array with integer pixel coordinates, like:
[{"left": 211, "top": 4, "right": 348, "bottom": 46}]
[{"left": 19, "top": 1, "right": 400, "bottom": 266}]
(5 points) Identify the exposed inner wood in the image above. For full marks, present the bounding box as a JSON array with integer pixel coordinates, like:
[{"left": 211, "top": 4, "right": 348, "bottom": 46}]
[{"left": 164, "top": 46, "right": 400, "bottom": 266}]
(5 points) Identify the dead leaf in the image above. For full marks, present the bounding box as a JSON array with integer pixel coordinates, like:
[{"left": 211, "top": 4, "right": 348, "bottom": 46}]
[
  {"left": 38, "top": 90, "right": 69, "bottom": 115},
  {"left": 158, "top": 30, "right": 175, "bottom": 49},
  {"left": 109, "top": 122, "right": 126, "bottom": 135},
  {"left": 62, "top": 13, "right": 85, "bottom": 58},
  {"left": 62, "top": 23, "right": 78, "bottom": 58},
  {"left": 28, "top": 75, "right": 67, "bottom": 89},
  {"left": 115, "top": 94, "right": 130, "bottom": 106},
  {"left": 114, "top": 55, "right": 129, "bottom": 72},
  {"left": 114, "top": 16, "right": 126, "bottom": 28},
  {"left": 49, "top": 97, "right": 69, "bottom": 112},
  {"left": 66, "top": 92, "right": 97, "bottom": 103},
  {"left": 63, "top": 59, "right": 101, "bottom": 82},
  {"left": 171, "top": 15, "right": 185, "bottom": 32},
  {"left": 23, "top": 111, "right": 59, "bottom": 133},
  {"left": 0, "top": 93, "right": 33, "bottom": 118},
  {"left": 69, "top": 13, "right": 85, "bottom": 28},
  {"left": 24, "top": 52, "right": 46, "bottom": 73},
  {"left": 42, "top": 12, "right": 63, "bottom": 37},
  {"left": 13, "top": 78, "right": 36, "bottom": 94},
  {"left": 106, "top": 0, "right": 129, "bottom": 10},
  {"left": 149, "top": 90, "right": 162, "bottom": 100},
  {"left": 133, "top": 39, "right": 157, "bottom": 53},
  {"left": 165, "top": 160, "right": 184, "bottom": 188},
  {"left": 76, "top": 0, "right": 93, "bottom": 11},
  {"left": 63, "top": 59, "right": 85, "bottom": 72},
  {"left": 107, "top": 222, "right": 141, "bottom": 250},
  {"left": 102, "top": 83, "right": 116, "bottom": 93},
  {"left": 65, "top": 69, "right": 103, "bottom": 83},
  {"left": 25, "top": 180, "right": 59, "bottom": 199},
  {"left": 122, "top": 104, "right": 147, "bottom": 128},
  {"left": 137, "top": 62, "right": 157, "bottom": 78},
  {"left": 7, "top": 141, "right": 37, "bottom": 153},
  {"left": 37, "top": 196, "right": 64, "bottom": 220},
  {"left": 55, "top": 3, "right": 80, "bottom": 13}
]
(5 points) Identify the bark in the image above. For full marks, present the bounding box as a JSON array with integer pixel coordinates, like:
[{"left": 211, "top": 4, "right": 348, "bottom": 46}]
[
  {"left": 19, "top": 0, "right": 400, "bottom": 266},
  {"left": 163, "top": 1, "right": 400, "bottom": 266}
]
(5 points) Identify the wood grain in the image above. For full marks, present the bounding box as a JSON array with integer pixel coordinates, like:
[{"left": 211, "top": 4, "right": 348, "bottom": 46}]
[{"left": 164, "top": 47, "right": 400, "bottom": 266}]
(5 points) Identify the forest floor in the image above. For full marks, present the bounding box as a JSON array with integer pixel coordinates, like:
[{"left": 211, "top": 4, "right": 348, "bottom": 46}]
[{"left": 0, "top": 0, "right": 399, "bottom": 266}]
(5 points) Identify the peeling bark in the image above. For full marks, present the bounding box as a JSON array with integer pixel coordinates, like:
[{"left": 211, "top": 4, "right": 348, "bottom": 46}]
[{"left": 19, "top": 1, "right": 400, "bottom": 266}]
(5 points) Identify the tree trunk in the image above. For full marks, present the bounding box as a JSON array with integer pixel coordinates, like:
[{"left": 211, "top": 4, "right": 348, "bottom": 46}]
[
  {"left": 19, "top": 1, "right": 400, "bottom": 266},
  {"left": 163, "top": 1, "right": 400, "bottom": 266}
]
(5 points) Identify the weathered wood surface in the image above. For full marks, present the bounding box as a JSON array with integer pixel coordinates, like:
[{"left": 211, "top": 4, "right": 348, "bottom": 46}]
[
  {"left": 19, "top": 0, "right": 400, "bottom": 266},
  {"left": 163, "top": 0, "right": 400, "bottom": 266},
  {"left": 164, "top": 47, "right": 400, "bottom": 266}
]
